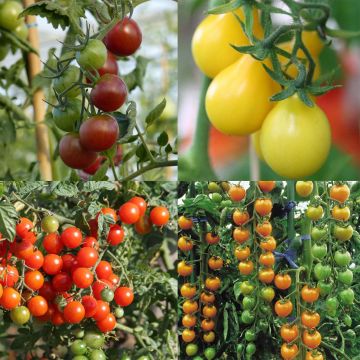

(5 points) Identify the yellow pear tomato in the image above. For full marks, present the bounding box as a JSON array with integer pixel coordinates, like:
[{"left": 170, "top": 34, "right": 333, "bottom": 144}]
[{"left": 259, "top": 95, "right": 331, "bottom": 178}]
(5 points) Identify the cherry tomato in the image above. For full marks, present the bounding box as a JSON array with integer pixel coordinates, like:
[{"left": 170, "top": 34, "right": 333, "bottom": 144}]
[
  {"left": 41, "top": 215, "right": 60, "bottom": 233},
  {"left": 208, "top": 256, "right": 223, "bottom": 270},
  {"left": 25, "top": 250, "right": 44, "bottom": 270},
  {"left": 333, "top": 224, "right": 353, "bottom": 241},
  {"left": 92, "top": 280, "right": 114, "bottom": 300},
  {"left": 274, "top": 274, "right": 292, "bottom": 290},
  {"left": 339, "top": 288, "right": 354, "bottom": 305},
  {"left": 331, "top": 205, "right": 350, "bottom": 221},
  {"left": 258, "top": 181, "right": 276, "bottom": 192},
  {"left": 281, "top": 343, "right": 298, "bottom": 360},
  {"left": 178, "top": 236, "right": 193, "bottom": 252},
  {"left": 61, "top": 227, "right": 83, "bottom": 249},
  {"left": 186, "top": 343, "right": 199, "bottom": 356},
  {"left": 149, "top": 206, "right": 170, "bottom": 226},
  {"left": 182, "top": 314, "right": 196, "bottom": 328},
  {"left": 280, "top": 324, "right": 299, "bottom": 343},
  {"left": 108, "top": 273, "right": 119, "bottom": 287},
  {"left": 107, "top": 224, "right": 125, "bottom": 246},
  {"left": 27, "top": 295, "right": 48, "bottom": 316},
  {"left": 256, "top": 221, "right": 272, "bottom": 237},
  {"left": 76, "top": 247, "right": 99, "bottom": 267},
  {"left": 205, "top": 276, "right": 221, "bottom": 291},
  {"left": 72, "top": 267, "right": 94, "bottom": 288},
  {"left": 62, "top": 253, "right": 77, "bottom": 272},
  {"left": 52, "top": 271, "right": 72, "bottom": 292},
  {"left": 259, "top": 236, "right": 277, "bottom": 251},
  {"left": 200, "top": 291, "right": 215, "bottom": 304},
  {"left": 119, "top": 202, "right": 140, "bottom": 224},
  {"left": 43, "top": 254, "right": 63, "bottom": 275},
  {"left": 311, "top": 243, "right": 327, "bottom": 260},
  {"left": 234, "top": 246, "right": 251, "bottom": 261},
  {"left": 205, "top": 232, "right": 220, "bottom": 245},
  {"left": 25, "top": 270, "right": 44, "bottom": 290},
  {"left": 334, "top": 250, "right": 351, "bottom": 267},
  {"left": 254, "top": 198, "right": 273, "bottom": 216},
  {"left": 10, "top": 305, "right": 31, "bottom": 325},
  {"left": 114, "top": 286, "right": 134, "bottom": 307},
  {"left": 180, "top": 283, "right": 196, "bottom": 299},
  {"left": 82, "top": 236, "right": 100, "bottom": 250},
  {"left": 12, "top": 238, "right": 34, "bottom": 260},
  {"left": 303, "top": 330, "right": 322, "bottom": 349},
  {"left": 228, "top": 186, "right": 246, "bottom": 202},
  {"left": 306, "top": 205, "right": 324, "bottom": 221},
  {"left": 305, "top": 351, "right": 324, "bottom": 360},
  {"left": 16, "top": 217, "right": 33, "bottom": 238},
  {"left": 43, "top": 233, "right": 64, "bottom": 254},
  {"left": 260, "top": 286, "right": 275, "bottom": 302},
  {"left": 0, "top": 264, "right": 19, "bottom": 287},
  {"left": 0, "top": 287, "right": 21, "bottom": 309},
  {"left": 129, "top": 197, "right": 147, "bottom": 216},
  {"left": 53, "top": 65, "right": 81, "bottom": 98},
  {"left": 259, "top": 252, "right": 275, "bottom": 267},
  {"left": 183, "top": 300, "right": 199, "bottom": 314},
  {"left": 182, "top": 328, "right": 196, "bottom": 343},
  {"left": 134, "top": 215, "right": 152, "bottom": 235},
  {"left": 76, "top": 39, "right": 107, "bottom": 70},
  {"left": 103, "top": 17, "right": 142, "bottom": 56},
  {"left": 202, "top": 304, "right": 216, "bottom": 318},
  {"left": 330, "top": 184, "right": 350, "bottom": 203},
  {"left": 238, "top": 260, "right": 254, "bottom": 275},
  {"left": 233, "top": 227, "right": 250, "bottom": 243},
  {"left": 301, "top": 285, "right": 320, "bottom": 303},
  {"left": 38, "top": 281, "right": 56, "bottom": 301},
  {"left": 275, "top": 300, "right": 293, "bottom": 317},
  {"left": 203, "top": 331, "right": 215, "bottom": 343},
  {"left": 296, "top": 181, "right": 313, "bottom": 197},
  {"left": 83, "top": 330, "right": 105, "bottom": 349},
  {"left": 301, "top": 311, "right": 320, "bottom": 328},
  {"left": 95, "top": 261, "right": 113, "bottom": 279},
  {"left": 52, "top": 98, "right": 82, "bottom": 132},
  {"left": 232, "top": 209, "right": 250, "bottom": 226},
  {"left": 71, "top": 339, "right": 87, "bottom": 355},
  {"left": 93, "top": 300, "right": 110, "bottom": 321},
  {"left": 82, "top": 295, "right": 98, "bottom": 318},
  {"left": 96, "top": 312, "right": 116, "bottom": 332},
  {"left": 64, "top": 301, "right": 85, "bottom": 323},
  {"left": 178, "top": 215, "right": 193, "bottom": 230},
  {"left": 0, "top": 1, "right": 23, "bottom": 30}
]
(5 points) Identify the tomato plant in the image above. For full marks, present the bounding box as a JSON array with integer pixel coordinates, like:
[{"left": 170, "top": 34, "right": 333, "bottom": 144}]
[
  {"left": 178, "top": 181, "right": 360, "bottom": 360},
  {"left": 0, "top": 181, "right": 177, "bottom": 359}
]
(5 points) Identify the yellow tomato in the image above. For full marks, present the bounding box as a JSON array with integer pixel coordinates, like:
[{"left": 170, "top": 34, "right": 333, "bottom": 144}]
[
  {"left": 206, "top": 55, "right": 278, "bottom": 135},
  {"left": 260, "top": 95, "right": 331, "bottom": 178},
  {"left": 251, "top": 130, "right": 265, "bottom": 160},
  {"left": 192, "top": 8, "right": 262, "bottom": 78}
]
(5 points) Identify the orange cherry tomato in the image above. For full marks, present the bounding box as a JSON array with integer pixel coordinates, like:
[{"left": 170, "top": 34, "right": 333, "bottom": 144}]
[
  {"left": 233, "top": 227, "right": 250, "bottom": 243},
  {"left": 205, "top": 276, "right": 221, "bottom": 291},
  {"left": 177, "top": 261, "right": 193, "bottom": 277},
  {"left": 305, "top": 350, "right": 324, "bottom": 360},
  {"left": 259, "top": 252, "right": 275, "bottom": 267},
  {"left": 258, "top": 181, "right": 276, "bottom": 192},
  {"left": 233, "top": 209, "right": 250, "bottom": 225},
  {"left": 180, "top": 283, "right": 197, "bottom": 299},
  {"left": 202, "top": 304, "right": 217, "bottom": 318},
  {"left": 274, "top": 274, "right": 292, "bottom": 290},
  {"left": 331, "top": 205, "right": 350, "bottom": 221},
  {"left": 254, "top": 198, "right": 273, "bottom": 216},
  {"left": 301, "top": 310, "right": 320, "bottom": 329},
  {"left": 182, "top": 328, "right": 196, "bottom": 343},
  {"left": 200, "top": 291, "right": 215, "bottom": 304},
  {"left": 228, "top": 185, "right": 246, "bottom": 202},
  {"left": 208, "top": 256, "right": 223, "bottom": 270},
  {"left": 182, "top": 300, "right": 198, "bottom": 314},
  {"left": 201, "top": 318, "right": 215, "bottom": 331},
  {"left": 281, "top": 343, "right": 298, "bottom": 360},
  {"left": 301, "top": 285, "right": 320, "bottom": 303},
  {"left": 178, "top": 236, "right": 193, "bottom": 252},
  {"left": 238, "top": 260, "right": 254, "bottom": 275},
  {"left": 259, "top": 236, "right": 277, "bottom": 251},
  {"left": 256, "top": 221, "right": 272, "bottom": 237},
  {"left": 206, "top": 232, "right": 220, "bottom": 245},
  {"left": 275, "top": 300, "right": 293, "bottom": 317},
  {"left": 303, "top": 330, "right": 322, "bottom": 349},
  {"left": 258, "top": 268, "right": 275, "bottom": 283},
  {"left": 203, "top": 331, "right": 215, "bottom": 343},
  {"left": 330, "top": 184, "right": 350, "bottom": 203},
  {"left": 280, "top": 324, "right": 299, "bottom": 343},
  {"left": 234, "top": 246, "right": 251, "bottom": 261},
  {"left": 182, "top": 314, "right": 197, "bottom": 328},
  {"left": 178, "top": 215, "right": 193, "bottom": 230}
]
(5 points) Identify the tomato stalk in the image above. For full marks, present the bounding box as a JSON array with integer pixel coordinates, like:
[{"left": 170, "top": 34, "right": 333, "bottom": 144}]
[
  {"left": 287, "top": 181, "right": 296, "bottom": 247},
  {"left": 301, "top": 218, "right": 313, "bottom": 283}
]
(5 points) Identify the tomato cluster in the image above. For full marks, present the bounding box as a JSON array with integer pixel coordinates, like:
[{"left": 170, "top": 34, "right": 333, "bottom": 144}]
[{"left": 192, "top": 4, "right": 331, "bottom": 178}]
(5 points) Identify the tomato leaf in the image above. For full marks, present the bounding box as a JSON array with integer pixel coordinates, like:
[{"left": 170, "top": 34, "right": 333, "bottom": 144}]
[
  {"left": 91, "top": 159, "right": 110, "bottom": 181},
  {"left": 0, "top": 201, "right": 17, "bottom": 241},
  {"left": 157, "top": 131, "right": 169, "bottom": 147},
  {"left": 145, "top": 98, "right": 166, "bottom": 127}
]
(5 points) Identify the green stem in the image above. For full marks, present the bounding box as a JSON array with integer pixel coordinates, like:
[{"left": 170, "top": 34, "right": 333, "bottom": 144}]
[
  {"left": 302, "top": 217, "right": 312, "bottom": 282},
  {"left": 321, "top": 341, "right": 351, "bottom": 360},
  {"left": 287, "top": 181, "right": 296, "bottom": 246}
]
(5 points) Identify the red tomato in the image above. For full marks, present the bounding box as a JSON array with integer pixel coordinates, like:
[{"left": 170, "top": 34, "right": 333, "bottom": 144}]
[
  {"left": 0, "top": 287, "right": 21, "bottom": 309},
  {"left": 51, "top": 310, "right": 65, "bottom": 326},
  {"left": 114, "top": 286, "right": 134, "bottom": 307},
  {"left": 27, "top": 296, "right": 48, "bottom": 317},
  {"left": 11, "top": 238, "right": 34, "bottom": 260},
  {"left": 108, "top": 273, "right": 119, "bottom": 287},
  {"left": 92, "top": 280, "right": 114, "bottom": 300},
  {"left": 0, "top": 264, "right": 19, "bottom": 287},
  {"left": 63, "top": 301, "right": 85, "bottom": 323},
  {"left": 129, "top": 197, "right": 147, "bottom": 216},
  {"left": 118, "top": 202, "right": 140, "bottom": 224},
  {"left": 107, "top": 224, "right": 125, "bottom": 246},
  {"left": 149, "top": 206, "right": 170, "bottom": 226},
  {"left": 60, "top": 227, "right": 83, "bottom": 249},
  {"left": 25, "top": 270, "right": 44, "bottom": 290},
  {"left": 72, "top": 267, "right": 94, "bottom": 289},
  {"left": 82, "top": 236, "right": 99, "bottom": 250},
  {"left": 82, "top": 295, "right": 98, "bottom": 318},
  {"left": 96, "top": 261, "right": 113, "bottom": 279},
  {"left": 38, "top": 281, "right": 56, "bottom": 301},
  {"left": 43, "top": 233, "right": 64, "bottom": 254},
  {"left": 52, "top": 272, "right": 72, "bottom": 292},
  {"left": 16, "top": 217, "right": 33, "bottom": 238},
  {"left": 96, "top": 312, "right": 116, "bottom": 332},
  {"left": 76, "top": 247, "right": 99, "bottom": 267},
  {"left": 93, "top": 300, "right": 110, "bottom": 321},
  {"left": 61, "top": 253, "right": 76, "bottom": 272},
  {"left": 43, "top": 254, "right": 63, "bottom": 275},
  {"left": 25, "top": 250, "right": 44, "bottom": 270}
]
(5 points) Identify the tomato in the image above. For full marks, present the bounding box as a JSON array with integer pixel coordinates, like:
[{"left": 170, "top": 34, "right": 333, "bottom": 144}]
[
  {"left": 274, "top": 274, "right": 291, "bottom": 290},
  {"left": 258, "top": 268, "right": 275, "bottom": 284},
  {"left": 12, "top": 238, "right": 34, "bottom": 260},
  {"left": 254, "top": 198, "right": 273, "bottom": 217},
  {"left": 114, "top": 287, "right": 134, "bottom": 307},
  {"left": 305, "top": 351, "right": 324, "bottom": 360},
  {"left": 330, "top": 184, "right": 350, "bottom": 203},
  {"left": 332, "top": 205, "right": 350, "bottom": 221},
  {"left": 128, "top": 197, "right": 147, "bottom": 216},
  {"left": 53, "top": 65, "right": 81, "bottom": 98},
  {"left": 234, "top": 246, "right": 250, "bottom": 261},
  {"left": 96, "top": 311, "right": 116, "bottom": 332},
  {"left": 43, "top": 254, "right": 63, "bottom": 275},
  {"left": 182, "top": 314, "right": 196, "bottom": 327},
  {"left": 64, "top": 301, "right": 85, "bottom": 323},
  {"left": 10, "top": 305, "right": 31, "bottom": 325},
  {"left": 81, "top": 295, "right": 98, "bottom": 318},
  {"left": 183, "top": 300, "right": 198, "bottom": 314},
  {"left": 149, "top": 206, "right": 170, "bottom": 226},
  {"left": 103, "top": 17, "right": 142, "bottom": 56},
  {"left": 202, "top": 304, "right": 216, "bottom": 318},
  {"left": 134, "top": 215, "right": 152, "bottom": 235},
  {"left": 306, "top": 205, "right": 324, "bottom": 221},
  {"left": 208, "top": 256, "right": 223, "bottom": 270},
  {"left": 256, "top": 221, "right": 272, "bottom": 237},
  {"left": 90, "top": 74, "right": 127, "bottom": 112},
  {"left": 0, "top": 1, "right": 23, "bottom": 30},
  {"left": 59, "top": 133, "right": 98, "bottom": 169},
  {"left": 311, "top": 243, "right": 327, "bottom": 260},
  {"left": 325, "top": 297, "right": 339, "bottom": 312},
  {"left": 71, "top": 340, "right": 87, "bottom": 355},
  {"left": 258, "top": 181, "right": 276, "bottom": 193},
  {"left": 89, "top": 349, "right": 107, "bottom": 360},
  {"left": 52, "top": 98, "right": 82, "bottom": 132},
  {"left": 259, "top": 252, "right": 275, "bottom": 267},
  {"left": 0, "top": 287, "right": 20, "bottom": 309},
  {"left": 0, "top": 264, "right": 19, "bottom": 287},
  {"left": 84, "top": 330, "right": 105, "bottom": 349},
  {"left": 228, "top": 186, "right": 246, "bottom": 202},
  {"left": 178, "top": 215, "right": 193, "bottom": 230},
  {"left": 203, "top": 331, "right": 215, "bottom": 343},
  {"left": 177, "top": 260, "right": 192, "bottom": 277},
  {"left": 240, "top": 281, "right": 255, "bottom": 295},
  {"left": 75, "top": 247, "right": 98, "bottom": 268},
  {"left": 204, "top": 347, "right": 216, "bottom": 360},
  {"left": 72, "top": 267, "right": 94, "bottom": 288},
  {"left": 178, "top": 236, "right": 193, "bottom": 252},
  {"left": 333, "top": 224, "right": 353, "bottom": 241},
  {"left": 241, "top": 309, "right": 255, "bottom": 324},
  {"left": 119, "top": 202, "right": 140, "bottom": 224},
  {"left": 27, "top": 296, "right": 48, "bottom": 317},
  {"left": 233, "top": 227, "right": 250, "bottom": 243},
  {"left": 260, "top": 286, "right": 275, "bottom": 302},
  {"left": 186, "top": 343, "right": 198, "bottom": 356},
  {"left": 303, "top": 330, "right": 321, "bottom": 349},
  {"left": 16, "top": 217, "right": 33, "bottom": 238},
  {"left": 259, "top": 236, "right": 277, "bottom": 251},
  {"left": 238, "top": 260, "right": 254, "bottom": 275},
  {"left": 108, "top": 275, "right": 119, "bottom": 289},
  {"left": 246, "top": 343, "right": 256, "bottom": 355},
  {"left": 296, "top": 181, "right": 314, "bottom": 197},
  {"left": 338, "top": 269, "right": 353, "bottom": 285},
  {"left": 80, "top": 114, "right": 119, "bottom": 152},
  {"left": 275, "top": 300, "right": 293, "bottom": 317},
  {"left": 280, "top": 324, "right": 299, "bottom": 342},
  {"left": 311, "top": 226, "right": 327, "bottom": 242},
  {"left": 38, "top": 281, "right": 56, "bottom": 301},
  {"left": 25, "top": 250, "right": 44, "bottom": 270},
  {"left": 201, "top": 318, "right": 215, "bottom": 331},
  {"left": 76, "top": 39, "right": 107, "bottom": 70},
  {"left": 192, "top": 9, "right": 261, "bottom": 78},
  {"left": 62, "top": 253, "right": 77, "bottom": 272},
  {"left": 313, "top": 263, "right": 331, "bottom": 281},
  {"left": 95, "top": 261, "right": 113, "bottom": 279},
  {"left": 281, "top": 343, "right": 298, "bottom": 360},
  {"left": 334, "top": 250, "right": 351, "bottom": 267},
  {"left": 25, "top": 270, "right": 44, "bottom": 290},
  {"left": 208, "top": 181, "right": 221, "bottom": 193},
  {"left": 244, "top": 329, "right": 256, "bottom": 342},
  {"left": 61, "top": 227, "right": 83, "bottom": 249},
  {"left": 182, "top": 328, "right": 196, "bottom": 343},
  {"left": 232, "top": 209, "right": 249, "bottom": 226},
  {"left": 205, "top": 276, "right": 221, "bottom": 291},
  {"left": 51, "top": 310, "right": 65, "bottom": 326},
  {"left": 40, "top": 215, "right": 59, "bottom": 234},
  {"left": 260, "top": 95, "right": 331, "bottom": 178},
  {"left": 301, "top": 285, "right": 320, "bottom": 303},
  {"left": 51, "top": 272, "right": 72, "bottom": 292},
  {"left": 43, "top": 233, "right": 63, "bottom": 254},
  {"left": 200, "top": 291, "right": 215, "bottom": 304},
  {"left": 241, "top": 296, "right": 255, "bottom": 310},
  {"left": 301, "top": 311, "right": 320, "bottom": 328},
  {"left": 107, "top": 224, "right": 125, "bottom": 246},
  {"left": 97, "top": 207, "right": 117, "bottom": 223},
  {"left": 343, "top": 314, "right": 352, "bottom": 327},
  {"left": 205, "top": 232, "right": 220, "bottom": 245}
]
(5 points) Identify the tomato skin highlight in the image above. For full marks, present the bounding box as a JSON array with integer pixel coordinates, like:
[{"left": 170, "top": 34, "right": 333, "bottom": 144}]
[{"left": 103, "top": 17, "right": 142, "bottom": 56}]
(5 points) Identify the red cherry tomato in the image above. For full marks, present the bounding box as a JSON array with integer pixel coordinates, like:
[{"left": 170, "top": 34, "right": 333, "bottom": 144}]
[
  {"left": 93, "top": 300, "right": 110, "bottom": 321},
  {"left": 114, "top": 286, "right": 134, "bottom": 307},
  {"left": 25, "top": 250, "right": 44, "bottom": 270},
  {"left": 16, "top": 217, "right": 33, "bottom": 238},
  {"left": 107, "top": 224, "right": 125, "bottom": 246},
  {"left": 0, "top": 287, "right": 21, "bottom": 309},
  {"left": 92, "top": 280, "right": 114, "bottom": 300},
  {"left": 82, "top": 236, "right": 99, "bottom": 250},
  {"left": 27, "top": 296, "right": 48, "bottom": 317},
  {"left": 118, "top": 202, "right": 140, "bottom": 224},
  {"left": 0, "top": 264, "right": 19, "bottom": 287},
  {"left": 72, "top": 267, "right": 94, "bottom": 289},
  {"left": 61, "top": 253, "right": 76, "bottom": 272},
  {"left": 25, "top": 270, "right": 44, "bottom": 290},
  {"left": 61, "top": 227, "right": 83, "bottom": 249},
  {"left": 63, "top": 301, "right": 85, "bottom": 323},
  {"left": 76, "top": 247, "right": 99, "bottom": 267},
  {"left": 149, "top": 206, "right": 170, "bottom": 226},
  {"left": 39, "top": 281, "right": 56, "bottom": 301},
  {"left": 96, "top": 312, "right": 116, "bottom": 332},
  {"left": 95, "top": 261, "right": 113, "bottom": 279},
  {"left": 108, "top": 273, "right": 119, "bottom": 287},
  {"left": 43, "top": 233, "right": 64, "bottom": 254},
  {"left": 82, "top": 295, "right": 98, "bottom": 318},
  {"left": 52, "top": 272, "right": 72, "bottom": 292},
  {"left": 12, "top": 238, "right": 34, "bottom": 260},
  {"left": 129, "top": 197, "right": 147, "bottom": 216},
  {"left": 43, "top": 254, "right": 63, "bottom": 275}
]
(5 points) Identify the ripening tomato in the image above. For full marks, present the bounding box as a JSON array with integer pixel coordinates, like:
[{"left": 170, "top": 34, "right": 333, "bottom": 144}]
[
  {"left": 183, "top": 300, "right": 198, "bottom": 314},
  {"left": 149, "top": 206, "right": 170, "bottom": 226},
  {"left": 192, "top": 8, "right": 262, "bottom": 78},
  {"left": 180, "top": 283, "right": 196, "bottom": 299},
  {"left": 97, "top": 312, "right": 116, "bottom": 332},
  {"left": 301, "top": 285, "right": 320, "bottom": 303},
  {"left": 202, "top": 304, "right": 217, "bottom": 318},
  {"left": 10, "top": 305, "right": 31, "bottom": 325},
  {"left": 82, "top": 295, "right": 98, "bottom": 318},
  {"left": 25, "top": 250, "right": 44, "bottom": 270},
  {"left": 258, "top": 181, "right": 276, "bottom": 192},
  {"left": 16, "top": 217, "right": 33, "bottom": 238},
  {"left": 233, "top": 209, "right": 250, "bottom": 226},
  {"left": 259, "top": 252, "right": 275, "bottom": 267},
  {"left": 92, "top": 280, "right": 114, "bottom": 300},
  {"left": 208, "top": 256, "right": 223, "bottom": 270},
  {"left": 0, "top": 264, "right": 19, "bottom": 287},
  {"left": 301, "top": 310, "right": 320, "bottom": 328},
  {"left": 107, "top": 224, "right": 125, "bottom": 246},
  {"left": 274, "top": 274, "right": 292, "bottom": 290},
  {"left": 114, "top": 287, "right": 134, "bottom": 307},
  {"left": 296, "top": 181, "right": 313, "bottom": 197},
  {"left": 238, "top": 260, "right": 254, "bottom": 275},
  {"left": 182, "top": 328, "right": 196, "bottom": 343},
  {"left": 330, "top": 184, "right": 350, "bottom": 203},
  {"left": 305, "top": 351, "right": 324, "bottom": 360},
  {"left": 103, "top": 17, "right": 142, "bottom": 56},
  {"left": 200, "top": 291, "right": 216, "bottom": 304},
  {"left": 63, "top": 301, "right": 85, "bottom": 323},
  {"left": 206, "top": 55, "right": 278, "bottom": 136},
  {"left": 256, "top": 221, "right": 272, "bottom": 237},
  {"left": 177, "top": 261, "right": 193, "bottom": 277},
  {"left": 72, "top": 267, "right": 94, "bottom": 288},
  {"left": 275, "top": 300, "right": 293, "bottom": 317},
  {"left": 27, "top": 296, "right": 48, "bottom": 317},
  {"left": 182, "top": 314, "right": 196, "bottom": 328},
  {"left": 178, "top": 215, "right": 193, "bottom": 230},
  {"left": 260, "top": 286, "right": 275, "bottom": 302},
  {"left": 108, "top": 273, "right": 119, "bottom": 287},
  {"left": 258, "top": 268, "right": 275, "bottom": 283},
  {"left": 331, "top": 205, "right": 350, "bottom": 221},
  {"left": 205, "top": 232, "right": 220, "bottom": 245},
  {"left": 281, "top": 343, "right": 298, "bottom": 360},
  {"left": 76, "top": 247, "right": 99, "bottom": 268},
  {"left": 306, "top": 205, "right": 324, "bottom": 221},
  {"left": 228, "top": 185, "right": 246, "bottom": 202},
  {"left": 233, "top": 227, "right": 250, "bottom": 243},
  {"left": 12, "top": 238, "right": 34, "bottom": 260},
  {"left": 303, "top": 330, "right": 321, "bottom": 349},
  {"left": 280, "top": 324, "right": 299, "bottom": 343},
  {"left": 203, "top": 331, "right": 215, "bottom": 343},
  {"left": 43, "top": 254, "right": 63, "bottom": 275},
  {"left": 178, "top": 236, "right": 193, "bottom": 252},
  {"left": 59, "top": 133, "right": 98, "bottom": 170},
  {"left": 254, "top": 198, "right": 273, "bottom": 216},
  {"left": 25, "top": 270, "right": 44, "bottom": 290},
  {"left": 205, "top": 276, "right": 221, "bottom": 291},
  {"left": 119, "top": 202, "right": 140, "bottom": 224},
  {"left": 96, "top": 261, "right": 113, "bottom": 279},
  {"left": 333, "top": 224, "right": 353, "bottom": 241},
  {"left": 234, "top": 246, "right": 251, "bottom": 261},
  {"left": 134, "top": 215, "right": 152, "bottom": 235},
  {"left": 43, "top": 233, "right": 64, "bottom": 254},
  {"left": 260, "top": 95, "right": 331, "bottom": 178},
  {"left": 0, "top": 287, "right": 21, "bottom": 309},
  {"left": 259, "top": 236, "right": 277, "bottom": 251}
]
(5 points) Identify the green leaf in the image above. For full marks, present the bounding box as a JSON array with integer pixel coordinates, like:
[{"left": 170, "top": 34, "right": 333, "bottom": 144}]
[
  {"left": 136, "top": 144, "right": 148, "bottom": 161},
  {"left": 91, "top": 159, "right": 109, "bottom": 181},
  {"left": 157, "top": 131, "right": 169, "bottom": 147},
  {"left": 115, "top": 102, "right": 137, "bottom": 144},
  {"left": 123, "top": 56, "right": 149, "bottom": 91},
  {"left": 82, "top": 182, "right": 115, "bottom": 192},
  {"left": 145, "top": 98, "right": 166, "bottom": 126},
  {"left": 233, "top": 281, "right": 242, "bottom": 300},
  {"left": 208, "top": 0, "right": 242, "bottom": 14},
  {"left": 223, "top": 306, "right": 229, "bottom": 340},
  {"left": 165, "top": 144, "right": 173, "bottom": 154},
  {"left": 53, "top": 182, "right": 79, "bottom": 197},
  {"left": 0, "top": 201, "right": 17, "bottom": 241}
]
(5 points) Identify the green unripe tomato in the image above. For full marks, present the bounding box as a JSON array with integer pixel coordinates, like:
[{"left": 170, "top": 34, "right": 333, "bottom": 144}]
[
  {"left": 311, "top": 226, "right": 327, "bottom": 241},
  {"left": 343, "top": 314, "right": 352, "bottom": 327},
  {"left": 317, "top": 280, "right": 332, "bottom": 296},
  {"left": 72, "top": 328, "right": 85, "bottom": 338},
  {"left": 14, "top": 22, "right": 28, "bottom": 39},
  {"left": 237, "top": 344, "right": 244, "bottom": 354},
  {"left": 73, "top": 356, "right": 88, "bottom": 360},
  {"left": 101, "top": 288, "right": 114, "bottom": 302},
  {"left": 240, "top": 281, "right": 255, "bottom": 295},
  {"left": 211, "top": 192, "right": 222, "bottom": 203},
  {"left": 204, "top": 347, "right": 216, "bottom": 360},
  {"left": 76, "top": 39, "right": 107, "bottom": 70},
  {"left": 345, "top": 329, "right": 356, "bottom": 339},
  {"left": 186, "top": 343, "right": 198, "bottom": 356},
  {"left": 0, "top": 1, "right": 23, "bottom": 30},
  {"left": 241, "top": 310, "right": 255, "bottom": 324},
  {"left": 338, "top": 269, "right": 353, "bottom": 285},
  {"left": 246, "top": 343, "right": 256, "bottom": 355},
  {"left": 41, "top": 215, "right": 60, "bottom": 233},
  {"left": 115, "top": 307, "right": 124, "bottom": 318},
  {"left": 52, "top": 98, "right": 82, "bottom": 132},
  {"left": 245, "top": 329, "right": 256, "bottom": 342},
  {"left": 258, "top": 319, "right": 268, "bottom": 331},
  {"left": 313, "top": 263, "right": 331, "bottom": 281},
  {"left": 10, "top": 306, "right": 30, "bottom": 325},
  {"left": 334, "top": 250, "right": 351, "bottom": 267},
  {"left": 71, "top": 340, "right": 87, "bottom": 355},
  {"left": 339, "top": 288, "right": 354, "bottom": 305},
  {"left": 84, "top": 331, "right": 105, "bottom": 349},
  {"left": 53, "top": 65, "right": 81, "bottom": 98},
  {"left": 242, "top": 296, "right": 256, "bottom": 310},
  {"left": 260, "top": 287, "right": 275, "bottom": 302},
  {"left": 325, "top": 297, "right": 339, "bottom": 312},
  {"left": 311, "top": 243, "right": 327, "bottom": 260},
  {"left": 89, "top": 349, "right": 106, "bottom": 360},
  {"left": 208, "top": 182, "right": 221, "bottom": 193}
]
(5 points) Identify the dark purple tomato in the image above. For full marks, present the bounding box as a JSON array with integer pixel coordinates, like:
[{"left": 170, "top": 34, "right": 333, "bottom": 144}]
[
  {"left": 59, "top": 133, "right": 98, "bottom": 169},
  {"left": 103, "top": 17, "right": 142, "bottom": 57},
  {"left": 99, "top": 52, "right": 119, "bottom": 76},
  {"left": 90, "top": 74, "right": 127, "bottom": 112},
  {"left": 79, "top": 114, "right": 119, "bottom": 152}
]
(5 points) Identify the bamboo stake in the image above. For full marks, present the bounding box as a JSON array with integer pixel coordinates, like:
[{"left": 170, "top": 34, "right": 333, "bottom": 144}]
[{"left": 23, "top": 0, "right": 52, "bottom": 180}]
